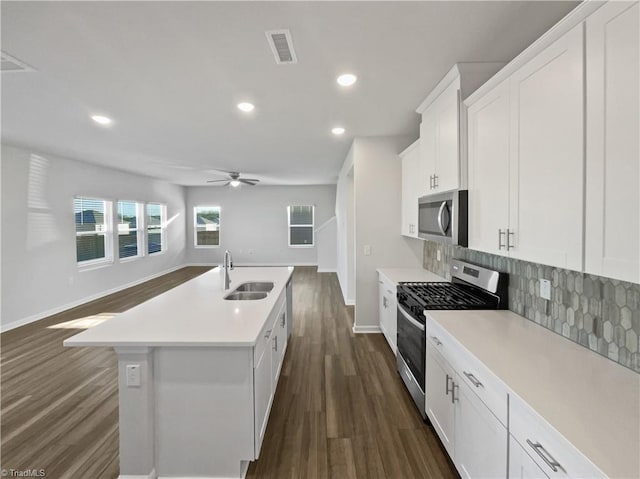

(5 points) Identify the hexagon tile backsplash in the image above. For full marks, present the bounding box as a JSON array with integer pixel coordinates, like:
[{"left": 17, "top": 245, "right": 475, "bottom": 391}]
[{"left": 423, "top": 241, "right": 640, "bottom": 373}]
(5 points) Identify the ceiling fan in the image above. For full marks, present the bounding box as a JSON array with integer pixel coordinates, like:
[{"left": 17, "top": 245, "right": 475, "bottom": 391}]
[{"left": 206, "top": 171, "right": 260, "bottom": 187}]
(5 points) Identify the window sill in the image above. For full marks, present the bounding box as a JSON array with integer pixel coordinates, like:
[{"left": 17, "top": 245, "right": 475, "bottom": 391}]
[
  {"left": 288, "top": 245, "right": 315, "bottom": 249},
  {"left": 119, "top": 255, "right": 143, "bottom": 263},
  {"left": 78, "top": 259, "right": 113, "bottom": 272},
  {"left": 194, "top": 245, "right": 221, "bottom": 249}
]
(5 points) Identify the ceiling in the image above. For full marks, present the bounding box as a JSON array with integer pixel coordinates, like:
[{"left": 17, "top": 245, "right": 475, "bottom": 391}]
[{"left": 1, "top": 1, "right": 579, "bottom": 186}]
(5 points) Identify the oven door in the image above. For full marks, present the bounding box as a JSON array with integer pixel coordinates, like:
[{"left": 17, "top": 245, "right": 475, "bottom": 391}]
[{"left": 396, "top": 304, "right": 426, "bottom": 393}]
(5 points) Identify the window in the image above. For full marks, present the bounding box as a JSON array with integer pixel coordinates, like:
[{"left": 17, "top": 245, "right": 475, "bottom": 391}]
[
  {"left": 288, "top": 205, "right": 314, "bottom": 247},
  {"left": 194, "top": 206, "right": 221, "bottom": 247},
  {"left": 147, "top": 203, "right": 166, "bottom": 254},
  {"left": 74, "top": 197, "right": 112, "bottom": 265},
  {"left": 117, "top": 200, "right": 143, "bottom": 259}
]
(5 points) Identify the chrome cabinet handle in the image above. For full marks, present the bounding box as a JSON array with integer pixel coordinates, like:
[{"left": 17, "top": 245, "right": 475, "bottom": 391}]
[
  {"left": 445, "top": 374, "right": 452, "bottom": 396},
  {"left": 463, "top": 371, "right": 483, "bottom": 388},
  {"left": 451, "top": 382, "right": 459, "bottom": 403},
  {"left": 526, "top": 440, "right": 563, "bottom": 473},
  {"left": 434, "top": 174, "right": 438, "bottom": 189},
  {"left": 273, "top": 335, "right": 278, "bottom": 351},
  {"left": 386, "top": 289, "right": 394, "bottom": 295},
  {"left": 507, "top": 229, "right": 515, "bottom": 250},
  {"left": 430, "top": 336, "right": 442, "bottom": 346},
  {"left": 429, "top": 175, "right": 433, "bottom": 190},
  {"left": 281, "top": 312, "right": 286, "bottom": 328},
  {"left": 264, "top": 329, "right": 272, "bottom": 339},
  {"left": 498, "top": 229, "right": 506, "bottom": 250},
  {"left": 383, "top": 296, "right": 388, "bottom": 309}
]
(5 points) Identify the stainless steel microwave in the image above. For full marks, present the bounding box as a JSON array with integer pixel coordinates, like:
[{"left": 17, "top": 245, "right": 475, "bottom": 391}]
[{"left": 418, "top": 190, "right": 468, "bottom": 246}]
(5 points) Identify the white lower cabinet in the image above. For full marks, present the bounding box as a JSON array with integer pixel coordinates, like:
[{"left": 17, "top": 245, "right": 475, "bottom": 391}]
[
  {"left": 253, "top": 295, "right": 287, "bottom": 457},
  {"left": 426, "top": 326, "right": 507, "bottom": 478},
  {"left": 509, "top": 435, "right": 549, "bottom": 479},
  {"left": 377, "top": 272, "right": 397, "bottom": 354}
]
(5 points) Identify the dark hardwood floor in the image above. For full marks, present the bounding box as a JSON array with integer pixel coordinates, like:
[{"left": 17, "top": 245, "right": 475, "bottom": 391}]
[{"left": 1, "top": 266, "right": 457, "bottom": 478}]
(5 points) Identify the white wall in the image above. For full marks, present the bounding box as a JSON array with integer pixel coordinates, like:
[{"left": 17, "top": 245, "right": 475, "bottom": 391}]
[
  {"left": 185, "top": 185, "right": 336, "bottom": 266},
  {"left": 335, "top": 146, "right": 356, "bottom": 304},
  {"left": 1, "top": 144, "right": 187, "bottom": 331},
  {"left": 350, "top": 137, "right": 424, "bottom": 331},
  {"left": 316, "top": 216, "right": 337, "bottom": 273}
]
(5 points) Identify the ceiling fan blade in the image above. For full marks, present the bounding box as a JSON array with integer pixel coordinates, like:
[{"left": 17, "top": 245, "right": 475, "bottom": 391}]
[
  {"left": 206, "top": 179, "right": 230, "bottom": 183},
  {"left": 240, "top": 178, "right": 259, "bottom": 182},
  {"left": 239, "top": 179, "right": 259, "bottom": 185}
]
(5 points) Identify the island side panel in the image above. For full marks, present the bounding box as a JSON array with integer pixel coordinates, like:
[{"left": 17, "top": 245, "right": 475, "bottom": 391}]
[
  {"left": 115, "top": 347, "right": 156, "bottom": 478},
  {"left": 154, "top": 347, "right": 254, "bottom": 478}
]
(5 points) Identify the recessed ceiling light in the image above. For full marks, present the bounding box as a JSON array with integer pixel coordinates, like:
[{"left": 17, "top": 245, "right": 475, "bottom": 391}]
[
  {"left": 332, "top": 127, "right": 345, "bottom": 135},
  {"left": 91, "top": 115, "right": 112, "bottom": 126},
  {"left": 230, "top": 179, "right": 241, "bottom": 187},
  {"left": 237, "top": 102, "right": 255, "bottom": 113},
  {"left": 337, "top": 73, "right": 357, "bottom": 87}
]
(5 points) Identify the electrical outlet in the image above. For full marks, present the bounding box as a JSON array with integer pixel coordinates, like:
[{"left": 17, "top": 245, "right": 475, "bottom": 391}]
[
  {"left": 126, "top": 364, "right": 141, "bottom": 387},
  {"left": 540, "top": 279, "right": 551, "bottom": 300},
  {"left": 364, "top": 245, "right": 371, "bottom": 256}
]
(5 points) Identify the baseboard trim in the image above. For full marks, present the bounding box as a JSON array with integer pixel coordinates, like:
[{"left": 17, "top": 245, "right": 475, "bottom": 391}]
[
  {"left": 119, "top": 468, "right": 156, "bottom": 479},
  {"left": 1, "top": 265, "right": 185, "bottom": 333},
  {"left": 352, "top": 324, "right": 381, "bottom": 334},
  {"left": 316, "top": 268, "right": 337, "bottom": 273}
]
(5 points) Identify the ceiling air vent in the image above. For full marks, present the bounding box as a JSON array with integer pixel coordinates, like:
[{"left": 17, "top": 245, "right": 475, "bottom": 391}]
[
  {"left": 1, "top": 51, "right": 35, "bottom": 73},
  {"left": 265, "top": 29, "right": 297, "bottom": 64}
]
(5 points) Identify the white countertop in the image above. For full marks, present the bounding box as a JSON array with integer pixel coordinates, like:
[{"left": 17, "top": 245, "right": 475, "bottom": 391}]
[
  {"left": 377, "top": 268, "right": 447, "bottom": 284},
  {"left": 427, "top": 309, "right": 640, "bottom": 479},
  {"left": 64, "top": 266, "right": 293, "bottom": 348}
]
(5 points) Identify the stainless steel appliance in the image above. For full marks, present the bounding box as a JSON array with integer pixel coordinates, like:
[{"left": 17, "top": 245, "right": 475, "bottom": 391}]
[
  {"left": 396, "top": 259, "right": 508, "bottom": 419},
  {"left": 418, "top": 190, "right": 468, "bottom": 246}
]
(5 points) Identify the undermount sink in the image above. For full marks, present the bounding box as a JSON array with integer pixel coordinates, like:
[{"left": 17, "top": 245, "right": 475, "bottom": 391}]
[
  {"left": 224, "top": 291, "right": 268, "bottom": 301},
  {"left": 233, "top": 282, "right": 274, "bottom": 293}
]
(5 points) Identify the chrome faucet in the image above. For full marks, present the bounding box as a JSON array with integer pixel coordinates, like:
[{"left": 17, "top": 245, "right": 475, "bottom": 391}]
[{"left": 222, "top": 250, "right": 234, "bottom": 290}]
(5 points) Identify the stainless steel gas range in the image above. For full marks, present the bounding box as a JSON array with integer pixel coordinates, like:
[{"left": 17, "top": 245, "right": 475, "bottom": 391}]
[{"left": 396, "top": 259, "right": 508, "bottom": 419}]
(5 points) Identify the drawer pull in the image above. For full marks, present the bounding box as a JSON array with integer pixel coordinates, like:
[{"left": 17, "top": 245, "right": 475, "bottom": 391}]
[
  {"left": 445, "top": 374, "right": 453, "bottom": 396},
  {"left": 526, "top": 439, "right": 563, "bottom": 473},
  {"left": 273, "top": 336, "right": 278, "bottom": 352},
  {"left": 281, "top": 312, "right": 286, "bottom": 328},
  {"left": 264, "top": 329, "right": 272, "bottom": 339},
  {"left": 463, "top": 371, "right": 483, "bottom": 388},
  {"left": 431, "top": 336, "right": 442, "bottom": 346}
]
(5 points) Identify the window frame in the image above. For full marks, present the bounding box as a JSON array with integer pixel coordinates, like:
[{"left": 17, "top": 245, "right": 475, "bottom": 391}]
[
  {"left": 116, "top": 200, "right": 145, "bottom": 262},
  {"left": 193, "top": 205, "right": 222, "bottom": 248},
  {"left": 287, "top": 205, "right": 315, "bottom": 248},
  {"left": 146, "top": 202, "right": 167, "bottom": 256},
  {"left": 74, "top": 196, "right": 114, "bottom": 269}
]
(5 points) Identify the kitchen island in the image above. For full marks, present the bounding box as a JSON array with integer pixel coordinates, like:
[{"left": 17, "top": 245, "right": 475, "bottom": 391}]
[{"left": 65, "top": 266, "right": 294, "bottom": 479}]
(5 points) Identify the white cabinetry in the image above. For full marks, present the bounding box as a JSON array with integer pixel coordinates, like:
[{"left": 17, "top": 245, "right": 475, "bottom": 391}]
[
  {"left": 425, "top": 317, "right": 507, "bottom": 478},
  {"left": 509, "top": 435, "right": 549, "bottom": 479},
  {"left": 467, "top": 24, "right": 584, "bottom": 271},
  {"left": 400, "top": 140, "right": 421, "bottom": 238},
  {"left": 585, "top": 0, "right": 640, "bottom": 284},
  {"left": 377, "top": 272, "right": 397, "bottom": 354},
  {"left": 254, "top": 294, "right": 287, "bottom": 456}
]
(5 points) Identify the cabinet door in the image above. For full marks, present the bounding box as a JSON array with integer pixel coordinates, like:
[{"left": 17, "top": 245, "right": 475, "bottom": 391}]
[
  {"left": 467, "top": 79, "right": 511, "bottom": 256},
  {"left": 419, "top": 115, "right": 437, "bottom": 196},
  {"left": 378, "top": 278, "right": 388, "bottom": 337},
  {"left": 585, "top": 1, "right": 639, "bottom": 283},
  {"left": 435, "top": 82, "right": 461, "bottom": 193},
  {"left": 271, "top": 306, "right": 286, "bottom": 386},
  {"left": 426, "top": 339, "right": 456, "bottom": 459},
  {"left": 508, "top": 24, "right": 584, "bottom": 271},
  {"left": 509, "top": 436, "right": 550, "bottom": 479},
  {"left": 254, "top": 345, "right": 272, "bottom": 456},
  {"left": 454, "top": 378, "right": 507, "bottom": 479},
  {"left": 401, "top": 144, "right": 420, "bottom": 238},
  {"left": 384, "top": 283, "right": 397, "bottom": 355}
]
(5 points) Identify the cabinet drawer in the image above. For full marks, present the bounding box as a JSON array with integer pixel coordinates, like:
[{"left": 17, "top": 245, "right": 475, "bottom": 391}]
[
  {"left": 509, "top": 393, "right": 604, "bottom": 479},
  {"left": 426, "top": 316, "right": 508, "bottom": 426}
]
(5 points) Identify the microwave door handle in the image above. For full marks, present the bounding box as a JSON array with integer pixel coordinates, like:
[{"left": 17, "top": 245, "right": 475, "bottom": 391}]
[{"left": 437, "top": 201, "right": 448, "bottom": 235}]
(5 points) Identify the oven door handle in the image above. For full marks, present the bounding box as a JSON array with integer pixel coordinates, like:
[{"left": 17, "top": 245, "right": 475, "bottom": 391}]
[{"left": 398, "top": 305, "right": 425, "bottom": 331}]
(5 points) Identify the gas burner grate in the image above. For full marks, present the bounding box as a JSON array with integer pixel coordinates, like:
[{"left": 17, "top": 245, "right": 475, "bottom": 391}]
[{"left": 400, "top": 282, "right": 499, "bottom": 310}]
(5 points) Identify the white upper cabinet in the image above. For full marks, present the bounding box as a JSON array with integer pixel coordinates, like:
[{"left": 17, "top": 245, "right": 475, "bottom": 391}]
[
  {"left": 585, "top": 1, "right": 639, "bottom": 284},
  {"left": 400, "top": 140, "right": 421, "bottom": 238},
  {"left": 468, "top": 79, "right": 511, "bottom": 256},
  {"left": 467, "top": 24, "right": 585, "bottom": 271},
  {"left": 508, "top": 24, "right": 584, "bottom": 271}
]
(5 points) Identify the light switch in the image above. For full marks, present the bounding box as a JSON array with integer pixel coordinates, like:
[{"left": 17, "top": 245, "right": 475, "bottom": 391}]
[{"left": 364, "top": 245, "right": 371, "bottom": 256}]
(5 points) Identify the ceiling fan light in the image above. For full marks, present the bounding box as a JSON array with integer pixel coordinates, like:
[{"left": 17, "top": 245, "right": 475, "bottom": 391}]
[{"left": 230, "top": 179, "right": 241, "bottom": 187}]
